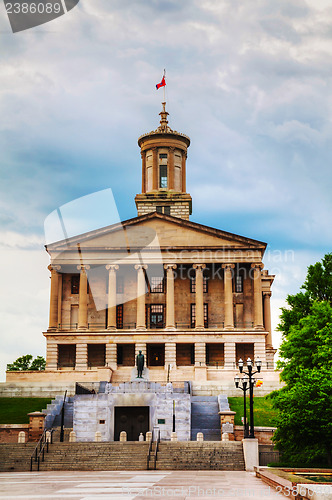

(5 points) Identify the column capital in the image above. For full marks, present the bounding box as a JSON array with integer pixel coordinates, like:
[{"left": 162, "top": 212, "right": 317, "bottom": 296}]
[
  {"left": 251, "top": 263, "right": 264, "bottom": 270},
  {"left": 222, "top": 263, "right": 235, "bottom": 270},
  {"left": 106, "top": 264, "right": 119, "bottom": 271},
  {"left": 263, "top": 291, "right": 272, "bottom": 297},
  {"left": 135, "top": 264, "right": 148, "bottom": 270},
  {"left": 164, "top": 263, "right": 177, "bottom": 270},
  {"left": 193, "top": 264, "right": 206, "bottom": 270},
  {"left": 48, "top": 264, "right": 61, "bottom": 272},
  {"left": 77, "top": 265, "right": 90, "bottom": 271}
]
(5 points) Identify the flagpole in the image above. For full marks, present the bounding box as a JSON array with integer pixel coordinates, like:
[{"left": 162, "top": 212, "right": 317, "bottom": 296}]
[{"left": 163, "top": 68, "right": 166, "bottom": 104}]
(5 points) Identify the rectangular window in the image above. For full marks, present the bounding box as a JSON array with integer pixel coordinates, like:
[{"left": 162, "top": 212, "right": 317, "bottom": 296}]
[
  {"left": 150, "top": 276, "right": 164, "bottom": 293},
  {"left": 159, "top": 165, "right": 167, "bottom": 188},
  {"left": 156, "top": 206, "right": 163, "bottom": 214},
  {"left": 149, "top": 304, "right": 164, "bottom": 329},
  {"left": 71, "top": 275, "right": 89, "bottom": 294},
  {"left": 159, "top": 153, "right": 167, "bottom": 159},
  {"left": 116, "top": 276, "right": 124, "bottom": 294},
  {"left": 235, "top": 275, "right": 243, "bottom": 293},
  {"left": 164, "top": 206, "right": 170, "bottom": 215},
  {"left": 116, "top": 304, "right": 123, "bottom": 329},
  {"left": 190, "top": 277, "right": 208, "bottom": 293},
  {"left": 71, "top": 275, "right": 80, "bottom": 294},
  {"left": 190, "top": 304, "right": 208, "bottom": 328}
]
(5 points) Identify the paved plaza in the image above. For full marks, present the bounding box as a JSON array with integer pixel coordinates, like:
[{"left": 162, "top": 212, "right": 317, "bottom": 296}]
[{"left": 0, "top": 470, "right": 285, "bottom": 499}]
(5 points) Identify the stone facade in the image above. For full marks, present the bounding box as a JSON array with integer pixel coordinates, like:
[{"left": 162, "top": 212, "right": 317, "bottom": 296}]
[
  {"left": 73, "top": 382, "right": 190, "bottom": 442},
  {"left": 6, "top": 103, "right": 278, "bottom": 392}
]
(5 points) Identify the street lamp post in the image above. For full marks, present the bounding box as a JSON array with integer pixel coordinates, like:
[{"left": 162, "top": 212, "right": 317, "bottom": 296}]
[
  {"left": 234, "top": 373, "right": 249, "bottom": 438},
  {"left": 235, "top": 357, "right": 262, "bottom": 439}
]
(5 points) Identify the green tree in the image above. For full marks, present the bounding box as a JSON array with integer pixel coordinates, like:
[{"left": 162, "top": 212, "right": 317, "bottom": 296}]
[
  {"left": 6, "top": 354, "right": 46, "bottom": 372},
  {"left": 271, "top": 253, "right": 332, "bottom": 467}
]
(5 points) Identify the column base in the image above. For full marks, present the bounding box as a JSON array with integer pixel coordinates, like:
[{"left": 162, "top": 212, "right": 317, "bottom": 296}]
[
  {"left": 136, "top": 326, "right": 147, "bottom": 331},
  {"left": 78, "top": 326, "right": 88, "bottom": 330},
  {"left": 254, "top": 325, "right": 264, "bottom": 330},
  {"left": 107, "top": 326, "right": 116, "bottom": 331},
  {"left": 224, "top": 324, "right": 234, "bottom": 330},
  {"left": 165, "top": 326, "right": 176, "bottom": 331},
  {"left": 195, "top": 326, "right": 205, "bottom": 331}
]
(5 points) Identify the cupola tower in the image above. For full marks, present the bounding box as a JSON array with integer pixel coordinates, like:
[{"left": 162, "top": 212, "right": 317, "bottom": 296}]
[{"left": 135, "top": 103, "right": 192, "bottom": 220}]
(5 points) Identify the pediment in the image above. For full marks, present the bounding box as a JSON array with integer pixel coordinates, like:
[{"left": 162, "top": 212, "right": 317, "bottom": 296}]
[{"left": 47, "top": 213, "right": 266, "bottom": 252}]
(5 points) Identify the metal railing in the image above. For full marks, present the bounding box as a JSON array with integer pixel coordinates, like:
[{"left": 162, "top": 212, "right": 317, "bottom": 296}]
[
  {"left": 55, "top": 321, "right": 257, "bottom": 331},
  {"left": 153, "top": 428, "right": 160, "bottom": 471},
  {"left": 30, "top": 428, "right": 54, "bottom": 471}
]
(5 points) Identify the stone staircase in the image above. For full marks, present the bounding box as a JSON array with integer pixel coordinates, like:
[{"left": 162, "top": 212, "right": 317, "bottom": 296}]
[
  {"left": 150, "top": 442, "right": 245, "bottom": 470},
  {"left": 0, "top": 443, "right": 36, "bottom": 472},
  {"left": 34, "top": 442, "right": 150, "bottom": 471},
  {"left": 44, "top": 396, "right": 74, "bottom": 429},
  {"left": 191, "top": 395, "right": 221, "bottom": 441}
]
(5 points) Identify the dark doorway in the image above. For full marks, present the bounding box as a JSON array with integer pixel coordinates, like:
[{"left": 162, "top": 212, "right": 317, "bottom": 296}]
[
  {"left": 58, "top": 344, "right": 76, "bottom": 368},
  {"left": 87, "top": 344, "right": 106, "bottom": 367},
  {"left": 147, "top": 344, "right": 165, "bottom": 366},
  {"left": 176, "top": 343, "right": 195, "bottom": 366},
  {"left": 114, "top": 406, "right": 149, "bottom": 441}
]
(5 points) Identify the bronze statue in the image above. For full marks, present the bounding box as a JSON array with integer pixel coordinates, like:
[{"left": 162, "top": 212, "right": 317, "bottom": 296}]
[{"left": 136, "top": 350, "right": 144, "bottom": 378}]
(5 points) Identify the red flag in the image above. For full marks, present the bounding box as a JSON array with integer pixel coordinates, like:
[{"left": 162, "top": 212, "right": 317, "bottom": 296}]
[{"left": 156, "top": 75, "right": 166, "bottom": 90}]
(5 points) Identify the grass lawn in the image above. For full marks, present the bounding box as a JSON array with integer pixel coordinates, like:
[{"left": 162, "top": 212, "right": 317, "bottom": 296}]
[
  {"left": 228, "top": 396, "right": 278, "bottom": 426},
  {"left": 0, "top": 398, "right": 52, "bottom": 424}
]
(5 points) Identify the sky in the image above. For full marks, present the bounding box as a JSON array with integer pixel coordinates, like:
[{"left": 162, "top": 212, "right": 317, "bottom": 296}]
[{"left": 0, "top": 0, "right": 331, "bottom": 381}]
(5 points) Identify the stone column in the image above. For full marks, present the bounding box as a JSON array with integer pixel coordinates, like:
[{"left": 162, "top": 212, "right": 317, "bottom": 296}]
[
  {"left": 254, "top": 341, "right": 266, "bottom": 367},
  {"left": 263, "top": 292, "right": 273, "bottom": 346},
  {"left": 141, "top": 151, "right": 146, "bottom": 193},
  {"left": 222, "top": 264, "right": 235, "bottom": 329},
  {"left": 164, "top": 264, "right": 177, "bottom": 330},
  {"left": 165, "top": 342, "right": 176, "bottom": 369},
  {"left": 77, "top": 265, "right": 90, "bottom": 329},
  {"left": 224, "top": 342, "right": 236, "bottom": 369},
  {"left": 75, "top": 343, "right": 88, "bottom": 370},
  {"left": 181, "top": 152, "right": 186, "bottom": 192},
  {"left": 57, "top": 274, "right": 62, "bottom": 328},
  {"left": 152, "top": 147, "right": 158, "bottom": 190},
  {"left": 45, "top": 341, "right": 58, "bottom": 371},
  {"left": 251, "top": 264, "right": 264, "bottom": 329},
  {"left": 106, "top": 264, "right": 119, "bottom": 330},
  {"left": 193, "top": 264, "right": 206, "bottom": 329},
  {"left": 135, "top": 265, "right": 147, "bottom": 330},
  {"left": 194, "top": 342, "right": 206, "bottom": 366},
  {"left": 106, "top": 342, "right": 117, "bottom": 370},
  {"left": 48, "top": 265, "right": 61, "bottom": 330},
  {"left": 168, "top": 147, "right": 175, "bottom": 190}
]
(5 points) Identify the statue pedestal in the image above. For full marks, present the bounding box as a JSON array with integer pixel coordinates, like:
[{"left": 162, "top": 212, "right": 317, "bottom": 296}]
[{"left": 131, "top": 367, "right": 149, "bottom": 381}]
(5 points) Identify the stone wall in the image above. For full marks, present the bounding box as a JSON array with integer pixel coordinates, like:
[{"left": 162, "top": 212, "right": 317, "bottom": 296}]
[
  {"left": 73, "top": 383, "right": 191, "bottom": 442},
  {"left": 0, "top": 424, "right": 29, "bottom": 443}
]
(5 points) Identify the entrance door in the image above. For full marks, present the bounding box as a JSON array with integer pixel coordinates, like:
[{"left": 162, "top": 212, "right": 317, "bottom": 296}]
[
  {"left": 147, "top": 344, "right": 165, "bottom": 366},
  {"left": 114, "top": 406, "right": 149, "bottom": 441}
]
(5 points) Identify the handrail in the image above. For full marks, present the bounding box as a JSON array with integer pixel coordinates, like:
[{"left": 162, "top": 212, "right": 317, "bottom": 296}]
[
  {"left": 30, "top": 428, "right": 54, "bottom": 471},
  {"left": 153, "top": 428, "right": 160, "bottom": 470},
  {"left": 146, "top": 437, "right": 153, "bottom": 470}
]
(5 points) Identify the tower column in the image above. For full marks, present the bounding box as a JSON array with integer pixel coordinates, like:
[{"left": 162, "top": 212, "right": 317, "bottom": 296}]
[
  {"left": 152, "top": 148, "right": 158, "bottom": 190},
  {"left": 135, "top": 265, "right": 147, "bottom": 330},
  {"left": 168, "top": 147, "right": 175, "bottom": 190},
  {"left": 77, "top": 265, "right": 90, "bottom": 330},
  {"left": 106, "top": 264, "right": 119, "bottom": 330},
  {"left": 48, "top": 265, "right": 61, "bottom": 330},
  {"left": 193, "top": 264, "right": 206, "bottom": 329},
  {"left": 182, "top": 152, "right": 186, "bottom": 192},
  {"left": 263, "top": 292, "right": 273, "bottom": 346},
  {"left": 222, "top": 264, "right": 235, "bottom": 329},
  {"left": 251, "top": 264, "right": 264, "bottom": 329},
  {"left": 141, "top": 151, "right": 146, "bottom": 193},
  {"left": 164, "top": 264, "right": 177, "bottom": 330}
]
